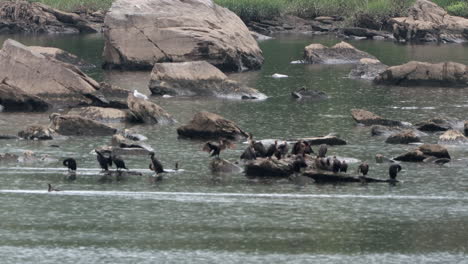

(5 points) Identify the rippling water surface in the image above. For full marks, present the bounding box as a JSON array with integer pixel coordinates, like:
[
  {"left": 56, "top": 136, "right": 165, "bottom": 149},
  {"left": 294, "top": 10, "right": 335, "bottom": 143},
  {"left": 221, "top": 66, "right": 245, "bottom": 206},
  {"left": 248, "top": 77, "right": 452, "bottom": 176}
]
[{"left": 0, "top": 33, "right": 467, "bottom": 263}]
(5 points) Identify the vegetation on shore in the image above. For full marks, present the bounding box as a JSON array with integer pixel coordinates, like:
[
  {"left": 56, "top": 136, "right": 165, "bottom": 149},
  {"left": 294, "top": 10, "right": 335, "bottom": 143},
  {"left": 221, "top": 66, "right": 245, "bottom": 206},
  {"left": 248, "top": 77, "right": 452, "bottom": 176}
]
[{"left": 3, "top": 0, "right": 467, "bottom": 22}]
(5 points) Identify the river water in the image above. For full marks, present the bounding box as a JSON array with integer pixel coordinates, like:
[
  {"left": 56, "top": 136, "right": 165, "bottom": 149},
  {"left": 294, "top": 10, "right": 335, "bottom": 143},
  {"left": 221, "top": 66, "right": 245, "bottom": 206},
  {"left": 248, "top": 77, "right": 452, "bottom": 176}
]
[{"left": 0, "top": 33, "right": 467, "bottom": 263}]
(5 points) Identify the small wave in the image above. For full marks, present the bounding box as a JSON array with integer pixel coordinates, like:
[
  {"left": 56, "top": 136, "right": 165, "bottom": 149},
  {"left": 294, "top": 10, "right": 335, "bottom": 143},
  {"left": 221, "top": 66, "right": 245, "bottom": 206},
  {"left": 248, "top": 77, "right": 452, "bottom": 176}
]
[{"left": 290, "top": 60, "right": 305, "bottom": 64}]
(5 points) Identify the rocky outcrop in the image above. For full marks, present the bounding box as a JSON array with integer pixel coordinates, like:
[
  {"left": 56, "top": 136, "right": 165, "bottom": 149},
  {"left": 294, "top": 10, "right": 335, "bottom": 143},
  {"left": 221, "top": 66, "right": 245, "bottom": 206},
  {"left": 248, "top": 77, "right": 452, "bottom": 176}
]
[
  {"left": 438, "top": 130, "right": 467, "bottom": 144},
  {"left": 349, "top": 58, "right": 388, "bottom": 80},
  {"left": 18, "top": 125, "right": 54, "bottom": 140},
  {"left": 351, "top": 109, "right": 406, "bottom": 127},
  {"left": 68, "top": 107, "right": 131, "bottom": 123},
  {"left": 341, "top": 27, "right": 393, "bottom": 40},
  {"left": 0, "top": 1, "right": 99, "bottom": 34},
  {"left": 177, "top": 111, "right": 247, "bottom": 140},
  {"left": 29, "top": 46, "right": 94, "bottom": 68},
  {"left": 291, "top": 88, "right": 328, "bottom": 100},
  {"left": 148, "top": 61, "right": 265, "bottom": 99},
  {"left": 394, "top": 144, "right": 450, "bottom": 162},
  {"left": 389, "top": 0, "right": 468, "bottom": 43},
  {"left": 127, "top": 94, "right": 175, "bottom": 125},
  {"left": 385, "top": 130, "right": 421, "bottom": 144},
  {"left": 304, "top": 41, "right": 376, "bottom": 64},
  {"left": 211, "top": 158, "right": 243, "bottom": 174},
  {"left": 0, "top": 82, "right": 49, "bottom": 112},
  {"left": 102, "top": 0, "right": 263, "bottom": 72},
  {"left": 244, "top": 158, "right": 294, "bottom": 178},
  {"left": 49, "top": 113, "right": 117, "bottom": 136},
  {"left": 374, "top": 61, "right": 468, "bottom": 87},
  {"left": 416, "top": 118, "right": 452, "bottom": 132}
]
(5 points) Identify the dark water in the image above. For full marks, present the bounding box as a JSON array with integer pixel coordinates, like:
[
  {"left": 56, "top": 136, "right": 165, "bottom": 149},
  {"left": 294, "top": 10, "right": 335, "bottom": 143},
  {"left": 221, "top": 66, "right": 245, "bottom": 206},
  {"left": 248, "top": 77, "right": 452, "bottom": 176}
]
[{"left": 0, "top": 33, "right": 467, "bottom": 263}]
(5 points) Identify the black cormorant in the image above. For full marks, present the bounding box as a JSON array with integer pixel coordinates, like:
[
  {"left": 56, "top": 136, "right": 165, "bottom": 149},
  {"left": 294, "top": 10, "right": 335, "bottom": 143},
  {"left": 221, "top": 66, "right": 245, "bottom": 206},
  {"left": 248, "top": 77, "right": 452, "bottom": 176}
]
[
  {"left": 48, "top": 184, "right": 60, "bottom": 192},
  {"left": 112, "top": 155, "right": 128, "bottom": 171},
  {"left": 62, "top": 158, "right": 77, "bottom": 172},
  {"left": 358, "top": 162, "right": 369, "bottom": 176},
  {"left": 95, "top": 150, "right": 112, "bottom": 171},
  {"left": 203, "top": 139, "right": 234, "bottom": 158},
  {"left": 149, "top": 152, "right": 165, "bottom": 174},
  {"left": 340, "top": 160, "right": 348, "bottom": 173},
  {"left": 389, "top": 164, "right": 402, "bottom": 180},
  {"left": 265, "top": 140, "right": 278, "bottom": 159},
  {"left": 332, "top": 156, "right": 341, "bottom": 173},
  {"left": 318, "top": 144, "right": 328, "bottom": 158}
]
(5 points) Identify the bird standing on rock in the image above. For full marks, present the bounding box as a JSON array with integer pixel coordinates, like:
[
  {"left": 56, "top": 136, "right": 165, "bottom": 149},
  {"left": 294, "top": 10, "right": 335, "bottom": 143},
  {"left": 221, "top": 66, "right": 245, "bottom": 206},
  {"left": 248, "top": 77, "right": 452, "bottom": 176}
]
[
  {"left": 389, "top": 164, "right": 402, "bottom": 180},
  {"left": 133, "top": 90, "right": 148, "bottom": 100},
  {"left": 277, "top": 141, "right": 289, "bottom": 159},
  {"left": 149, "top": 152, "right": 165, "bottom": 174},
  {"left": 112, "top": 155, "right": 128, "bottom": 171},
  {"left": 332, "top": 156, "right": 341, "bottom": 173},
  {"left": 62, "top": 158, "right": 77, "bottom": 172},
  {"left": 95, "top": 150, "right": 112, "bottom": 171},
  {"left": 265, "top": 140, "right": 278, "bottom": 159},
  {"left": 358, "top": 162, "right": 369, "bottom": 176},
  {"left": 318, "top": 144, "right": 328, "bottom": 158},
  {"left": 340, "top": 160, "right": 348, "bottom": 173}
]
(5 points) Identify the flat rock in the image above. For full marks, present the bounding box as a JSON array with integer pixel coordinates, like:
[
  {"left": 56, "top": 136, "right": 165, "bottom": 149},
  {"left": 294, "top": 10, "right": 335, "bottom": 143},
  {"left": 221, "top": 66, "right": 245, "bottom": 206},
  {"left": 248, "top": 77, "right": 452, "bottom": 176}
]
[
  {"left": 0, "top": 81, "right": 49, "bottom": 112},
  {"left": 127, "top": 94, "right": 175, "bottom": 125},
  {"left": 49, "top": 113, "right": 117, "bottom": 136},
  {"left": 385, "top": 130, "right": 421, "bottom": 144},
  {"left": 103, "top": 0, "right": 263, "bottom": 71},
  {"left": 68, "top": 107, "right": 130, "bottom": 123},
  {"left": 416, "top": 118, "right": 452, "bottom": 132},
  {"left": 29, "top": 46, "right": 94, "bottom": 68},
  {"left": 394, "top": 143, "right": 450, "bottom": 162},
  {"left": 18, "top": 125, "right": 54, "bottom": 140},
  {"left": 149, "top": 61, "right": 265, "bottom": 99},
  {"left": 210, "top": 158, "right": 243, "bottom": 174},
  {"left": 438, "top": 130, "right": 467, "bottom": 144},
  {"left": 349, "top": 58, "right": 388, "bottom": 80},
  {"left": 341, "top": 27, "right": 393, "bottom": 39},
  {"left": 304, "top": 41, "right": 376, "bottom": 64},
  {"left": 289, "top": 136, "right": 347, "bottom": 146},
  {"left": 244, "top": 158, "right": 294, "bottom": 178},
  {"left": 389, "top": 0, "right": 468, "bottom": 43},
  {"left": 351, "top": 109, "right": 405, "bottom": 127},
  {"left": 177, "top": 111, "right": 247, "bottom": 140},
  {"left": 303, "top": 170, "right": 391, "bottom": 183},
  {"left": 374, "top": 61, "right": 468, "bottom": 87}
]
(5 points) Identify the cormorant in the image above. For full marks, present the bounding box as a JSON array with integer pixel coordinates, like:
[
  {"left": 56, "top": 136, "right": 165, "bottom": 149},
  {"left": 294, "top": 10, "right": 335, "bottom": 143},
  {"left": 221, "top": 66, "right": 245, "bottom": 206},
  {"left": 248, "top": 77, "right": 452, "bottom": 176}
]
[
  {"left": 340, "top": 160, "right": 348, "bottom": 173},
  {"left": 149, "top": 152, "right": 165, "bottom": 174},
  {"left": 175, "top": 162, "right": 179, "bottom": 171},
  {"left": 332, "top": 156, "right": 341, "bottom": 173},
  {"left": 246, "top": 133, "right": 267, "bottom": 158},
  {"left": 112, "top": 155, "right": 128, "bottom": 171},
  {"left": 292, "top": 141, "right": 314, "bottom": 156},
  {"left": 277, "top": 141, "right": 289, "bottom": 159},
  {"left": 292, "top": 155, "right": 308, "bottom": 173},
  {"left": 203, "top": 139, "right": 234, "bottom": 158},
  {"left": 318, "top": 144, "right": 328, "bottom": 158},
  {"left": 358, "top": 162, "right": 369, "bottom": 176},
  {"left": 95, "top": 150, "right": 112, "bottom": 171},
  {"left": 62, "top": 158, "right": 77, "bottom": 172},
  {"left": 265, "top": 140, "right": 278, "bottom": 159},
  {"left": 48, "top": 184, "right": 60, "bottom": 192},
  {"left": 389, "top": 164, "right": 402, "bottom": 180},
  {"left": 240, "top": 145, "right": 257, "bottom": 160}
]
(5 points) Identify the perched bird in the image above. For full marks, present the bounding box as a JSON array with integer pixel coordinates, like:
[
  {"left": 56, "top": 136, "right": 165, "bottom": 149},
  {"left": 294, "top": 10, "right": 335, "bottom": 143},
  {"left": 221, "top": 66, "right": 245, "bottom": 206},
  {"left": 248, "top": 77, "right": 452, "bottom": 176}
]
[
  {"left": 203, "top": 140, "right": 235, "bottom": 158},
  {"left": 340, "top": 160, "right": 348, "bottom": 173},
  {"left": 240, "top": 145, "right": 257, "bottom": 160},
  {"left": 62, "top": 158, "right": 77, "bottom": 172},
  {"left": 133, "top": 90, "right": 148, "bottom": 100},
  {"left": 253, "top": 141, "right": 267, "bottom": 157},
  {"left": 389, "top": 164, "right": 402, "bottom": 180},
  {"left": 358, "top": 162, "right": 369, "bottom": 176},
  {"left": 292, "top": 155, "right": 308, "bottom": 173},
  {"left": 292, "top": 140, "right": 313, "bottom": 156},
  {"left": 112, "top": 155, "right": 128, "bottom": 171},
  {"left": 332, "top": 156, "right": 341, "bottom": 173},
  {"left": 318, "top": 144, "right": 328, "bottom": 158},
  {"left": 174, "top": 162, "right": 179, "bottom": 171},
  {"left": 48, "top": 184, "right": 60, "bottom": 192},
  {"left": 149, "top": 152, "right": 165, "bottom": 174},
  {"left": 95, "top": 150, "right": 112, "bottom": 171},
  {"left": 277, "top": 141, "right": 289, "bottom": 159},
  {"left": 265, "top": 140, "right": 278, "bottom": 159}
]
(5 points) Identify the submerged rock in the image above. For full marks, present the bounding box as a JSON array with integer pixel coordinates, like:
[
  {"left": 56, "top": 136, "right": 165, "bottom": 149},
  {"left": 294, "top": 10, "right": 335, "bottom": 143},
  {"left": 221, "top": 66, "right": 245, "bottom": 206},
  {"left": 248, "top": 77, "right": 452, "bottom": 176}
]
[
  {"left": 385, "top": 130, "right": 421, "bottom": 144},
  {"left": 289, "top": 135, "right": 347, "bottom": 146},
  {"left": 351, "top": 109, "right": 405, "bottom": 127},
  {"left": 49, "top": 113, "right": 117, "bottom": 136},
  {"left": 304, "top": 41, "right": 376, "bottom": 64},
  {"left": 127, "top": 94, "right": 175, "bottom": 125},
  {"left": 394, "top": 144, "right": 450, "bottom": 162},
  {"left": 177, "top": 111, "right": 247, "bottom": 140},
  {"left": 371, "top": 125, "right": 402, "bottom": 137},
  {"left": 149, "top": 61, "right": 264, "bottom": 99},
  {"left": 389, "top": 0, "right": 468, "bottom": 43},
  {"left": 349, "top": 58, "right": 388, "bottom": 80},
  {"left": 438, "top": 130, "right": 467, "bottom": 144},
  {"left": 291, "top": 88, "right": 328, "bottom": 100},
  {"left": 103, "top": 0, "right": 263, "bottom": 71},
  {"left": 0, "top": 1, "right": 99, "bottom": 34},
  {"left": 18, "top": 125, "right": 54, "bottom": 140},
  {"left": 210, "top": 158, "right": 243, "bottom": 174},
  {"left": 375, "top": 61, "right": 468, "bottom": 87},
  {"left": 0, "top": 81, "right": 49, "bottom": 112}
]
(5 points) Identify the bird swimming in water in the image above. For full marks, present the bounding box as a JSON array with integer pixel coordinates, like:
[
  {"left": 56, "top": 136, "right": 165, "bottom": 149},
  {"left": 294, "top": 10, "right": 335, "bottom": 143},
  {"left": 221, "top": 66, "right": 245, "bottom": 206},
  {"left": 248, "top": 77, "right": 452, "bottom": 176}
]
[
  {"left": 389, "top": 164, "right": 402, "bottom": 181},
  {"left": 112, "top": 155, "right": 128, "bottom": 171},
  {"left": 133, "top": 90, "right": 148, "bottom": 100},
  {"left": 62, "top": 158, "right": 77, "bottom": 172},
  {"left": 318, "top": 144, "right": 328, "bottom": 158},
  {"left": 358, "top": 162, "right": 369, "bottom": 176},
  {"left": 203, "top": 139, "right": 235, "bottom": 158},
  {"left": 95, "top": 150, "right": 112, "bottom": 171},
  {"left": 48, "top": 183, "right": 60, "bottom": 192}
]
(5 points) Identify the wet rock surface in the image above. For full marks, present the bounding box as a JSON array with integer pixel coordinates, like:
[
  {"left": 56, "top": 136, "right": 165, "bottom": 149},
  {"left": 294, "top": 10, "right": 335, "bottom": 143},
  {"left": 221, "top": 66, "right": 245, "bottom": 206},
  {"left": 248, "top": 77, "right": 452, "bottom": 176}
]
[
  {"left": 394, "top": 144, "right": 451, "bottom": 162},
  {"left": 438, "top": 130, "right": 467, "bottom": 144},
  {"left": 291, "top": 88, "right": 328, "bottom": 100},
  {"left": 304, "top": 41, "right": 376, "bottom": 64},
  {"left": 210, "top": 158, "right": 243, "bottom": 174},
  {"left": 0, "top": 81, "right": 49, "bottom": 112},
  {"left": 385, "top": 130, "right": 421, "bottom": 144},
  {"left": 127, "top": 94, "right": 175, "bottom": 125},
  {"left": 49, "top": 113, "right": 117, "bottom": 136},
  {"left": 68, "top": 107, "right": 130, "bottom": 123},
  {"left": 349, "top": 58, "right": 388, "bottom": 80},
  {"left": 351, "top": 109, "right": 406, "bottom": 127},
  {"left": 18, "top": 125, "right": 54, "bottom": 140}
]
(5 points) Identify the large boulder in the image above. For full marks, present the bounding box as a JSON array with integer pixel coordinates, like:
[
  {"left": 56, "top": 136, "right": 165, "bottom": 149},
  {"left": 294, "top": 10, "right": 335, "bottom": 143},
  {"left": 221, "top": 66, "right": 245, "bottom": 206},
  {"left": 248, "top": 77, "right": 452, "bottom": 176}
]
[
  {"left": 102, "top": 0, "right": 263, "bottom": 72},
  {"left": 374, "top": 61, "right": 468, "bottom": 87},
  {"left": 0, "top": 1, "right": 99, "bottom": 34},
  {"left": 68, "top": 107, "right": 131, "bottom": 123},
  {"left": 304, "top": 41, "right": 376, "bottom": 64},
  {"left": 351, "top": 109, "right": 406, "bottom": 127},
  {"left": 349, "top": 58, "right": 388, "bottom": 80},
  {"left": 0, "top": 81, "right": 49, "bottom": 112},
  {"left": 0, "top": 39, "right": 104, "bottom": 107},
  {"left": 148, "top": 61, "right": 265, "bottom": 99},
  {"left": 416, "top": 118, "right": 453, "bottom": 132},
  {"left": 49, "top": 113, "right": 117, "bottom": 136},
  {"left": 394, "top": 144, "right": 450, "bottom": 162},
  {"left": 127, "top": 94, "right": 175, "bottom": 125},
  {"left": 389, "top": 0, "right": 468, "bottom": 43},
  {"left": 385, "top": 130, "right": 421, "bottom": 144},
  {"left": 177, "top": 111, "right": 247, "bottom": 140},
  {"left": 438, "top": 130, "right": 467, "bottom": 144}
]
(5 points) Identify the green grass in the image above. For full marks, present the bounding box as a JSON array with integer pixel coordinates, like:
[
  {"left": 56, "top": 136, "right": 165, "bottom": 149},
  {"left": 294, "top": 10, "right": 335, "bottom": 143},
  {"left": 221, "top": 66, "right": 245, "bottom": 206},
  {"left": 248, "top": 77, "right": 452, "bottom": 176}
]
[
  {"left": 433, "top": 0, "right": 468, "bottom": 17},
  {"left": 0, "top": 0, "right": 113, "bottom": 12}
]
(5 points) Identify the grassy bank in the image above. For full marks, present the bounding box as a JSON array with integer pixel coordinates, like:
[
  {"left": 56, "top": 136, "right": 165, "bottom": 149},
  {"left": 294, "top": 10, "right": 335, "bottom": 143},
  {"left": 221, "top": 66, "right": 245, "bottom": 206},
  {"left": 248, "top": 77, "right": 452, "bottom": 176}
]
[{"left": 6, "top": 0, "right": 114, "bottom": 12}]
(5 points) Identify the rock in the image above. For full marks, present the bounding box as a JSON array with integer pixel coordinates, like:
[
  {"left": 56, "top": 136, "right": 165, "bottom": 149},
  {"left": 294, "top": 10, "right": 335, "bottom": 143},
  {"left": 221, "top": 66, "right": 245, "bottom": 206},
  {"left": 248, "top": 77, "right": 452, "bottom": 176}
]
[
  {"left": 244, "top": 158, "right": 294, "bottom": 178},
  {"left": 385, "top": 130, "right": 421, "bottom": 144},
  {"left": 416, "top": 118, "right": 451, "bottom": 132},
  {"left": 0, "top": 39, "right": 105, "bottom": 107},
  {"left": 349, "top": 58, "right": 388, "bottom": 80},
  {"left": 351, "top": 109, "right": 405, "bottom": 127},
  {"left": 68, "top": 107, "right": 130, "bottom": 123},
  {"left": 342, "top": 27, "right": 393, "bottom": 39},
  {"left": 103, "top": 0, "right": 263, "bottom": 72},
  {"left": 0, "top": 1, "right": 99, "bottom": 34},
  {"left": 303, "top": 170, "right": 360, "bottom": 183},
  {"left": 0, "top": 153, "right": 19, "bottom": 162},
  {"left": 127, "top": 94, "right": 175, "bottom": 125},
  {"left": 438, "top": 130, "right": 467, "bottom": 144},
  {"left": 96, "top": 145, "right": 152, "bottom": 156},
  {"left": 118, "top": 129, "right": 148, "bottom": 141},
  {"left": 111, "top": 134, "right": 154, "bottom": 153},
  {"left": 0, "top": 135, "right": 19, "bottom": 140},
  {"left": 394, "top": 144, "right": 450, "bottom": 162},
  {"left": 29, "top": 46, "right": 94, "bottom": 68},
  {"left": 0, "top": 81, "right": 49, "bottom": 112},
  {"left": 304, "top": 41, "right": 376, "bottom": 64},
  {"left": 465, "top": 121, "right": 468, "bottom": 136},
  {"left": 389, "top": 0, "right": 468, "bottom": 43},
  {"left": 374, "top": 61, "right": 468, "bottom": 87},
  {"left": 49, "top": 113, "right": 117, "bottom": 136},
  {"left": 289, "top": 135, "right": 347, "bottom": 146},
  {"left": 148, "top": 61, "right": 265, "bottom": 99},
  {"left": 371, "top": 125, "right": 403, "bottom": 136},
  {"left": 250, "top": 31, "right": 272, "bottom": 41},
  {"left": 210, "top": 158, "right": 243, "bottom": 174},
  {"left": 177, "top": 111, "right": 247, "bottom": 140},
  {"left": 291, "top": 88, "right": 328, "bottom": 100},
  {"left": 18, "top": 125, "right": 53, "bottom": 140}
]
